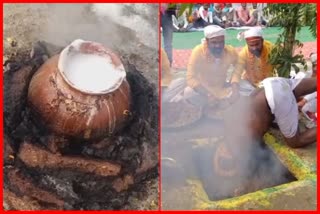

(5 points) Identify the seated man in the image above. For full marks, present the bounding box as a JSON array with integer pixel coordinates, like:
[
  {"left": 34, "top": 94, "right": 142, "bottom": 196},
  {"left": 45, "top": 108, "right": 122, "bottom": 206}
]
[
  {"left": 247, "top": 3, "right": 259, "bottom": 26},
  {"left": 176, "top": 25, "right": 238, "bottom": 104},
  {"left": 235, "top": 3, "right": 256, "bottom": 26},
  {"left": 222, "top": 3, "right": 236, "bottom": 27},
  {"left": 162, "top": 25, "right": 239, "bottom": 124},
  {"left": 231, "top": 27, "right": 275, "bottom": 95},
  {"left": 172, "top": 5, "right": 190, "bottom": 32},
  {"left": 212, "top": 3, "right": 225, "bottom": 27},
  {"left": 193, "top": 3, "right": 212, "bottom": 28}
]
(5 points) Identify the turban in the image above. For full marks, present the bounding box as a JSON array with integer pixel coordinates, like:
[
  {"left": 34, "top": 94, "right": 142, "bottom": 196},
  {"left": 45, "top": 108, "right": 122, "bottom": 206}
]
[
  {"left": 244, "top": 27, "right": 263, "bottom": 39},
  {"left": 204, "top": 25, "right": 226, "bottom": 39},
  {"left": 237, "top": 27, "right": 263, "bottom": 41},
  {"left": 310, "top": 53, "right": 317, "bottom": 64}
]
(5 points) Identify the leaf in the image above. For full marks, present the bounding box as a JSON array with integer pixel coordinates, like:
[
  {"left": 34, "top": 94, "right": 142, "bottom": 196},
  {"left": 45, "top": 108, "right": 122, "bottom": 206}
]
[
  {"left": 265, "top": 3, "right": 314, "bottom": 77},
  {"left": 168, "top": 3, "right": 176, "bottom": 9},
  {"left": 178, "top": 3, "right": 193, "bottom": 17}
]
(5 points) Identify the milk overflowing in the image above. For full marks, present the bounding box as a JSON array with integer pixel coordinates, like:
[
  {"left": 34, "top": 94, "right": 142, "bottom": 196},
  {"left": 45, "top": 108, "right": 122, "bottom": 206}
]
[{"left": 63, "top": 53, "right": 124, "bottom": 93}]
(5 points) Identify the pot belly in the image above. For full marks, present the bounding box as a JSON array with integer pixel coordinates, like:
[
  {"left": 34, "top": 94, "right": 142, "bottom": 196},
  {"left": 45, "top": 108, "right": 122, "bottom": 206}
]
[{"left": 28, "top": 55, "right": 131, "bottom": 140}]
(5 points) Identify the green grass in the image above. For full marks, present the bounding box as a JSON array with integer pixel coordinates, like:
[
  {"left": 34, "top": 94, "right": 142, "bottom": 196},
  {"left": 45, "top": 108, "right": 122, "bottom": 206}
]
[{"left": 162, "top": 27, "right": 316, "bottom": 49}]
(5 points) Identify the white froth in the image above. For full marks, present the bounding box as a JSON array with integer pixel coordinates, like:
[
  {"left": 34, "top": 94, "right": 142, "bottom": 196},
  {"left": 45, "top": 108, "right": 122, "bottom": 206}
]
[{"left": 63, "top": 53, "right": 124, "bottom": 93}]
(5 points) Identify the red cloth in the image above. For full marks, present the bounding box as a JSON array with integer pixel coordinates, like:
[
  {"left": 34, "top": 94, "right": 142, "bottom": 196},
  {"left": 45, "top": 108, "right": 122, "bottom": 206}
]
[{"left": 306, "top": 111, "right": 317, "bottom": 122}]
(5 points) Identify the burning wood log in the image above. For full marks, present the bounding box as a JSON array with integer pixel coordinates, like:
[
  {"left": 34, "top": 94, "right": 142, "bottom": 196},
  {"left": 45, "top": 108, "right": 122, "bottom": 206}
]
[
  {"left": 18, "top": 141, "right": 121, "bottom": 177},
  {"left": 5, "top": 168, "right": 65, "bottom": 209}
]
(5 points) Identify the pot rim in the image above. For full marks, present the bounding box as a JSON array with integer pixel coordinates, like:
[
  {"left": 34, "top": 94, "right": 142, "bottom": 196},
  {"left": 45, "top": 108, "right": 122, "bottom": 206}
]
[{"left": 58, "top": 39, "right": 126, "bottom": 95}]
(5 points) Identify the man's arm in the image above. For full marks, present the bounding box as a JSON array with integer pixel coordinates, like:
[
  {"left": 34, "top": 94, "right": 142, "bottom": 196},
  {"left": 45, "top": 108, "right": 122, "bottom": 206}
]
[
  {"left": 293, "top": 77, "right": 317, "bottom": 98},
  {"left": 186, "top": 45, "right": 203, "bottom": 89},
  {"left": 231, "top": 47, "right": 246, "bottom": 84},
  {"left": 284, "top": 127, "right": 316, "bottom": 148},
  {"left": 228, "top": 48, "right": 241, "bottom": 103},
  {"left": 235, "top": 7, "right": 240, "bottom": 19},
  {"left": 182, "top": 12, "right": 189, "bottom": 29},
  {"left": 172, "top": 15, "right": 180, "bottom": 30},
  {"left": 246, "top": 10, "right": 258, "bottom": 26},
  {"left": 239, "top": 10, "right": 250, "bottom": 23},
  {"left": 198, "top": 6, "right": 208, "bottom": 22}
]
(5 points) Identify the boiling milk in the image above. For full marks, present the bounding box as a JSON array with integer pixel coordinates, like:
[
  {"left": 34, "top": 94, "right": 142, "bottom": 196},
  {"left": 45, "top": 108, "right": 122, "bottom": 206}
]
[{"left": 64, "top": 54, "right": 124, "bottom": 93}]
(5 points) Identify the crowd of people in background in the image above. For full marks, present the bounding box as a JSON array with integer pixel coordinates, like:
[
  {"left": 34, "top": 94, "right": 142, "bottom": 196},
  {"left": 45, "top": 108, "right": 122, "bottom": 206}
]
[
  {"left": 160, "top": 3, "right": 270, "bottom": 65},
  {"left": 170, "top": 3, "right": 269, "bottom": 32}
]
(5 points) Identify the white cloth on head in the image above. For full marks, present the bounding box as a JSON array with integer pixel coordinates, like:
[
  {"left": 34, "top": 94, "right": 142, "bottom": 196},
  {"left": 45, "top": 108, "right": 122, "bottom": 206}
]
[
  {"left": 262, "top": 77, "right": 303, "bottom": 138},
  {"left": 244, "top": 27, "right": 263, "bottom": 39},
  {"left": 310, "top": 53, "right": 317, "bottom": 64},
  {"left": 204, "top": 25, "right": 225, "bottom": 39}
]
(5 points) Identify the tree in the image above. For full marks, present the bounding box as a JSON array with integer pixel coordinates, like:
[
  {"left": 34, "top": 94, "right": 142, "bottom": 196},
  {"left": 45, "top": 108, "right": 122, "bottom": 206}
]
[{"left": 264, "top": 3, "right": 317, "bottom": 77}]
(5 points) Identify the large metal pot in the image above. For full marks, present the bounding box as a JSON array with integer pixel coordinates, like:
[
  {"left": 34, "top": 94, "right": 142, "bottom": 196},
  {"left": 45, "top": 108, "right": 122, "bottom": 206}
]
[{"left": 28, "top": 39, "right": 131, "bottom": 140}]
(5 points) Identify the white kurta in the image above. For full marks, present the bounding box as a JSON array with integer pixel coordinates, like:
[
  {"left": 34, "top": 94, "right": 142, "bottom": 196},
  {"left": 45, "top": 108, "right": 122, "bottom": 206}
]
[{"left": 262, "top": 77, "right": 303, "bottom": 138}]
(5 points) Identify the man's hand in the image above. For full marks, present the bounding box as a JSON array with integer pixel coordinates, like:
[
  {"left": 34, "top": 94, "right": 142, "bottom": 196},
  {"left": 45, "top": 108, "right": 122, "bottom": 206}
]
[
  {"left": 297, "top": 98, "right": 307, "bottom": 110},
  {"left": 180, "top": 27, "right": 187, "bottom": 32}
]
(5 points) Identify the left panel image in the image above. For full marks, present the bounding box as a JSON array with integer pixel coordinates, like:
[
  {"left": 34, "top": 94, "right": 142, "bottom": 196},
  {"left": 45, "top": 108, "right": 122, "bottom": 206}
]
[{"left": 3, "top": 3, "right": 159, "bottom": 210}]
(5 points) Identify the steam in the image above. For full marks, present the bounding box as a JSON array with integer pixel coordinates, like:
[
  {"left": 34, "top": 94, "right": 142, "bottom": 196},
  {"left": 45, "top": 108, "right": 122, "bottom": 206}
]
[
  {"left": 38, "top": 4, "right": 157, "bottom": 51},
  {"left": 162, "top": 95, "right": 294, "bottom": 207},
  {"left": 29, "top": 3, "right": 159, "bottom": 85},
  {"left": 91, "top": 4, "right": 157, "bottom": 49}
]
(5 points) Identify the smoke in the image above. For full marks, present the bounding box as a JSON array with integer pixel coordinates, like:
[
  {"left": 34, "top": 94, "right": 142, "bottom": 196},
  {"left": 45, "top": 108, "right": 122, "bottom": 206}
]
[
  {"left": 91, "top": 3, "right": 157, "bottom": 49},
  {"left": 38, "top": 3, "right": 158, "bottom": 54},
  {"left": 31, "top": 3, "right": 158, "bottom": 85},
  {"left": 162, "top": 94, "right": 294, "bottom": 207}
]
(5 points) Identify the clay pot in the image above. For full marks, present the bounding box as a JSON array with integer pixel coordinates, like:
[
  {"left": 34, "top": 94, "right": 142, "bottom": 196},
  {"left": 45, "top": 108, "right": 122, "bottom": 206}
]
[{"left": 28, "top": 40, "right": 131, "bottom": 140}]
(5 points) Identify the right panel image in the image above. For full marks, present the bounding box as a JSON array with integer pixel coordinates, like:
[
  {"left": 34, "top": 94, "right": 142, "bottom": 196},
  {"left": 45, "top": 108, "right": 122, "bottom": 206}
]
[{"left": 161, "top": 3, "right": 317, "bottom": 210}]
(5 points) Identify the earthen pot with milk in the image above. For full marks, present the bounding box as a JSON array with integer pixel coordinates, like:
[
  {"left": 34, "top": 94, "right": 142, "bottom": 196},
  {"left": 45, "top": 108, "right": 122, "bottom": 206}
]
[{"left": 28, "top": 39, "right": 131, "bottom": 140}]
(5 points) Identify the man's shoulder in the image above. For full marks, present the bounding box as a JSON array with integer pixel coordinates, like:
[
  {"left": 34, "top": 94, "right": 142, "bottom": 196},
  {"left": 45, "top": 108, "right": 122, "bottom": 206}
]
[
  {"left": 224, "top": 45, "right": 238, "bottom": 54},
  {"left": 239, "top": 44, "right": 249, "bottom": 55},
  {"left": 263, "top": 40, "right": 275, "bottom": 53},
  {"left": 264, "top": 40, "right": 274, "bottom": 48},
  {"left": 236, "top": 6, "right": 242, "bottom": 11},
  {"left": 192, "top": 43, "right": 205, "bottom": 54}
]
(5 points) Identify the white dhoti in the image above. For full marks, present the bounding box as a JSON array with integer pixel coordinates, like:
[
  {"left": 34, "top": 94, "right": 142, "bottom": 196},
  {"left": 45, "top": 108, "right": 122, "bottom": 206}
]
[
  {"left": 302, "top": 92, "right": 317, "bottom": 114},
  {"left": 162, "top": 77, "right": 208, "bottom": 107},
  {"left": 301, "top": 92, "right": 317, "bottom": 125},
  {"left": 262, "top": 77, "right": 303, "bottom": 138}
]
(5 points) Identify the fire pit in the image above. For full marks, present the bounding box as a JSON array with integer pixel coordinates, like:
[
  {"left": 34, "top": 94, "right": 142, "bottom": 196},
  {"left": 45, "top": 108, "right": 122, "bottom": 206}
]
[
  {"left": 195, "top": 139, "right": 297, "bottom": 201},
  {"left": 161, "top": 132, "right": 315, "bottom": 210},
  {"left": 3, "top": 40, "right": 158, "bottom": 210}
]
